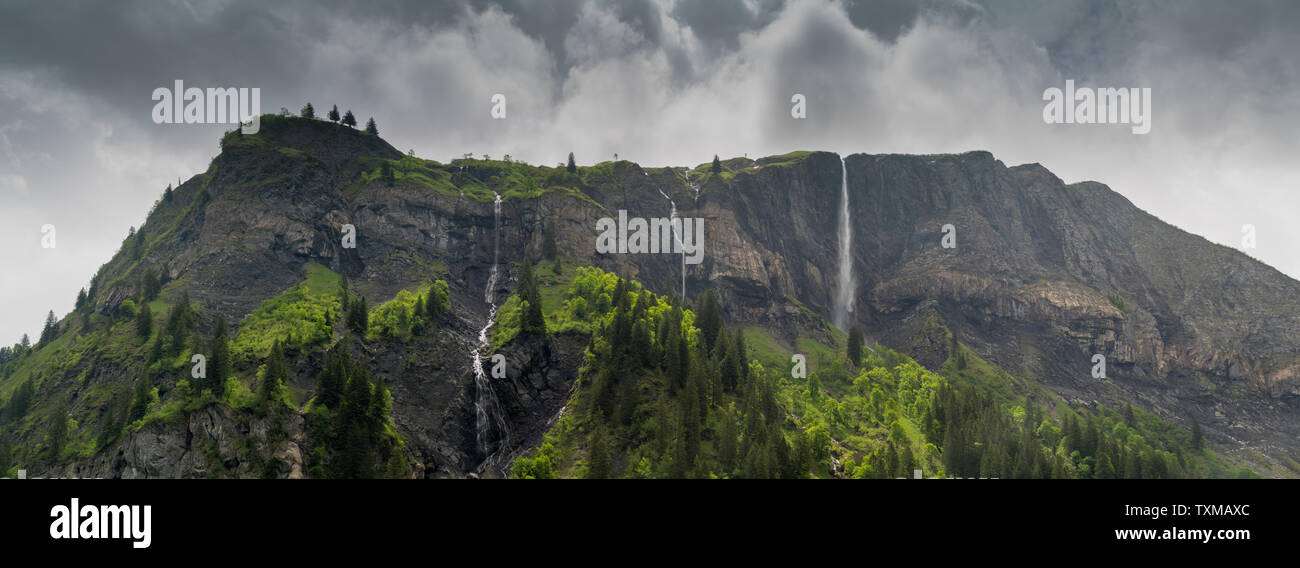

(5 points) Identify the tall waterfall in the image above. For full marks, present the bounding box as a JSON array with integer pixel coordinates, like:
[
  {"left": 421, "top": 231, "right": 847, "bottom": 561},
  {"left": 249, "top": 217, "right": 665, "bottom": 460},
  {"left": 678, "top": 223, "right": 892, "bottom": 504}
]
[
  {"left": 832, "top": 156, "right": 855, "bottom": 331},
  {"left": 656, "top": 183, "right": 686, "bottom": 300},
  {"left": 470, "top": 192, "right": 510, "bottom": 473}
]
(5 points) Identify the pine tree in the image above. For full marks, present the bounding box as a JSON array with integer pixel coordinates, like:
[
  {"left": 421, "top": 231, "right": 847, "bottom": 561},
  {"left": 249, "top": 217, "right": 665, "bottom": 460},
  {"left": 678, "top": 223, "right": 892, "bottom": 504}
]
[
  {"left": 315, "top": 342, "right": 349, "bottom": 410},
  {"left": 6, "top": 379, "right": 34, "bottom": 420},
  {"left": 136, "top": 302, "right": 152, "bottom": 338},
  {"left": 331, "top": 361, "right": 377, "bottom": 478},
  {"left": 367, "top": 377, "right": 388, "bottom": 428},
  {"left": 426, "top": 280, "right": 448, "bottom": 322},
  {"left": 131, "top": 228, "right": 146, "bottom": 259},
  {"left": 695, "top": 290, "right": 722, "bottom": 352},
  {"left": 342, "top": 110, "right": 357, "bottom": 128},
  {"left": 885, "top": 443, "right": 899, "bottom": 479},
  {"left": 518, "top": 260, "right": 546, "bottom": 337},
  {"left": 75, "top": 288, "right": 88, "bottom": 311},
  {"left": 97, "top": 409, "right": 123, "bottom": 451},
  {"left": 900, "top": 445, "right": 915, "bottom": 478},
  {"left": 20, "top": 334, "right": 30, "bottom": 350},
  {"left": 0, "top": 430, "right": 12, "bottom": 473},
  {"left": 1064, "top": 414, "right": 1081, "bottom": 454},
  {"left": 365, "top": 117, "right": 378, "bottom": 135},
  {"left": 631, "top": 319, "right": 652, "bottom": 369},
  {"left": 411, "top": 296, "right": 426, "bottom": 335},
  {"left": 395, "top": 305, "right": 409, "bottom": 337},
  {"left": 338, "top": 273, "right": 350, "bottom": 314},
  {"left": 257, "top": 341, "right": 287, "bottom": 407},
  {"left": 719, "top": 329, "right": 739, "bottom": 393},
  {"left": 566, "top": 152, "right": 576, "bottom": 173},
  {"left": 301, "top": 102, "right": 315, "bottom": 119},
  {"left": 164, "top": 291, "right": 195, "bottom": 357},
  {"left": 209, "top": 316, "right": 229, "bottom": 398},
  {"left": 163, "top": 183, "right": 173, "bottom": 202},
  {"left": 348, "top": 294, "right": 368, "bottom": 334},
  {"left": 586, "top": 426, "right": 610, "bottom": 479},
  {"left": 660, "top": 309, "right": 684, "bottom": 388},
  {"left": 733, "top": 327, "right": 754, "bottom": 384},
  {"left": 45, "top": 402, "right": 68, "bottom": 461},
  {"left": 1123, "top": 403, "right": 1136, "bottom": 427},
  {"left": 328, "top": 105, "right": 340, "bottom": 123},
  {"left": 141, "top": 268, "right": 163, "bottom": 302},
  {"left": 344, "top": 367, "right": 373, "bottom": 428},
  {"left": 712, "top": 155, "right": 721, "bottom": 173},
  {"left": 719, "top": 408, "right": 738, "bottom": 472},
  {"left": 39, "top": 310, "right": 57, "bottom": 345},
  {"left": 847, "top": 325, "right": 863, "bottom": 366}
]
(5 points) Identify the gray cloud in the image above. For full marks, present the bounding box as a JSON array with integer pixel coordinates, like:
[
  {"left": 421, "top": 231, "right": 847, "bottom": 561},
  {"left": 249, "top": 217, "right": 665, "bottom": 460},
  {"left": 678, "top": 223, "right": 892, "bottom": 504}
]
[{"left": 1, "top": 0, "right": 1298, "bottom": 345}]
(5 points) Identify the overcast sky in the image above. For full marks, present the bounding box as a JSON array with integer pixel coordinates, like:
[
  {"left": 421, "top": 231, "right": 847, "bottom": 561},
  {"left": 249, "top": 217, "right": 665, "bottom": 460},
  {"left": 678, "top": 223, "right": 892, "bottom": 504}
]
[{"left": 1, "top": 0, "right": 1298, "bottom": 345}]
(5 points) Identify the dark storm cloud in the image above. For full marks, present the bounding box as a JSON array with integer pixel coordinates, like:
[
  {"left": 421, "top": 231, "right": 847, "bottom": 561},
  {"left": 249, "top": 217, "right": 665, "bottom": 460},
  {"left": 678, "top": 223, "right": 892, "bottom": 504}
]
[
  {"left": 0, "top": 0, "right": 314, "bottom": 114},
  {"left": 671, "top": 0, "right": 773, "bottom": 51},
  {"left": 842, "top": 0, "right": 921, "bottom": 42},
  {"left": 1, "top": 0, "right": 1299, "bottom": 345},
  {"left": 490, "top": 0, "right": 587, "bottom": 72}
]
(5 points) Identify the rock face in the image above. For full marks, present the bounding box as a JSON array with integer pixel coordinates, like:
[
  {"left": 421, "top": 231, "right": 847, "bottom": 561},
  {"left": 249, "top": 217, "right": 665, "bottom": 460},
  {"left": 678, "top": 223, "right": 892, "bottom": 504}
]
[
  {"left": 835, "top": 153, "right": 1300, "bottom": 467},
  {"left": 43, "top": 117, "right": 1300, "bottom": 476},
  {"left": 46, "top": 406, "right": 306, "bottom": 479}
]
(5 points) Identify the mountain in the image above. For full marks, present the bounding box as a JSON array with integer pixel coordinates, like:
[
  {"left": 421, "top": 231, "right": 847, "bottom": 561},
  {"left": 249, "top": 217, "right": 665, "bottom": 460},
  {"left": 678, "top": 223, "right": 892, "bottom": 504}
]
[{"left": 1, "top": 114, "right": 1295, "bottom": 478}]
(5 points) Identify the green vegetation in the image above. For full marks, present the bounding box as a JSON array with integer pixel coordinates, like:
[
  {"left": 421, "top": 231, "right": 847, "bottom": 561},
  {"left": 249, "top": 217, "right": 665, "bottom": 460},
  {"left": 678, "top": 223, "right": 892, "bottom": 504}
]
[
  {"left": 347, "top": 156, "right": 463, "bottom": 197},
  {"left": 755, "top": 150, "right": 814, "bottom": 167},
  {"left": 363, "top": 280, "right": 450, "bottom": 341},
  {"left": 0, "top": 119, "right": 1275, "bottom": 481},
  {"left": 230, "top": 263, "right": 340, "bottom": 363},
  {"left": 509, "top": 265, "right": 1255, "bottom": 479},
  {"left": 847, "top": 325, "right": 863, "bottom": 366},
  {"left": 343, "top": 153, "right": 602, "bottom": 210},
  {"left": 1104, "top": 291, "right": 1128, "bottom": 314},
  {"left": 510, "top": 266, "right": 812, "bottom": 478},
  {"left": 305, "top": 342, "right": 405, "bottom": 478}
]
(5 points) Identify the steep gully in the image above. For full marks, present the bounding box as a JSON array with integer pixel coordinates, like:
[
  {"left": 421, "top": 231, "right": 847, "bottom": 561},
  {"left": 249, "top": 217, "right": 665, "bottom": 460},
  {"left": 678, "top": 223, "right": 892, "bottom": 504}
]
[{"left": 469, "top": 192, "right": 510, "bottom": 473}]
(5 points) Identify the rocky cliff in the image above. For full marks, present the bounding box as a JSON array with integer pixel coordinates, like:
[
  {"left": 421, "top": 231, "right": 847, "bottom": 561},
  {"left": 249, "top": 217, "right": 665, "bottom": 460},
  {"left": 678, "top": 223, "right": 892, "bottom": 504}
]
[{"left": 8, "top": 115, "right": 1298, "bottom": 477}]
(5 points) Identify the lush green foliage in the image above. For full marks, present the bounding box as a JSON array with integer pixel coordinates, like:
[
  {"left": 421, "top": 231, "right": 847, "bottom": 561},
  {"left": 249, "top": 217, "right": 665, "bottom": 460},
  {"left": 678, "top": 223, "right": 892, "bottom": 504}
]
[
  {"left": 364, "top": 280, "right": 450, "bottom": 341},
  {"left": 306, "top": 342, "right": 405, "bottom": 478},
  {"left": 230, "top": 263, "right": 340, "bottom": 363},
  {"left": 510, "top": 266, "right": 1253, "bottom": 479}
]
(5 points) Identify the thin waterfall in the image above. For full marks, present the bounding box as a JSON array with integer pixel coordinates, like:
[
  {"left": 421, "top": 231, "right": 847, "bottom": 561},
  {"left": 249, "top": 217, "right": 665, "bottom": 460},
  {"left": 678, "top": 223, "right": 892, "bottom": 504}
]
[
  {"left": 470, "top": 192, "right": 510, "bottom": 473},
  {"left": 832, "top": 156, "right": 855, "bottom": 331},
  {"left": 656, "top": 183, "right": 686, "bottom": 300}
]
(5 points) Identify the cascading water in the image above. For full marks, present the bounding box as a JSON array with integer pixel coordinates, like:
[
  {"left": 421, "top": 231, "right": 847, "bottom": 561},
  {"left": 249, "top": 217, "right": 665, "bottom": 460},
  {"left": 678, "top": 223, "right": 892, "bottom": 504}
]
[
  {"left": 832, "top": 156, "right": 855, "bottom": 331},
  {"left": 470, "top": 192, "right": 510, "bottom": 472},
  {"left": 656, "top": 182, "right": 687, "bottom": 300},
  {"left": 684, "top": 167, "right": 702, "bottom": 202}
]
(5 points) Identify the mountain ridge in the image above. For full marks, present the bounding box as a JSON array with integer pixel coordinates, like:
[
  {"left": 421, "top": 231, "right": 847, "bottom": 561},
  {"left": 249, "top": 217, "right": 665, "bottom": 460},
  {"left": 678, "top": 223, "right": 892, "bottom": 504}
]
[{"left": 2, "top": 114, "right": 1295, "bottom": 477}]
